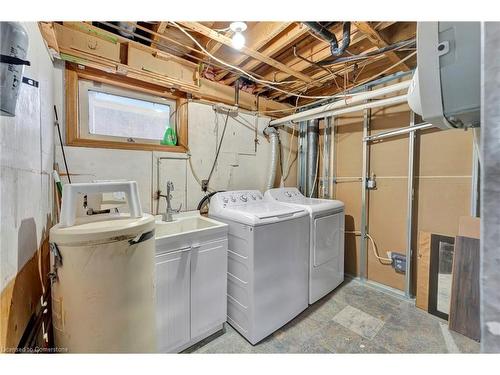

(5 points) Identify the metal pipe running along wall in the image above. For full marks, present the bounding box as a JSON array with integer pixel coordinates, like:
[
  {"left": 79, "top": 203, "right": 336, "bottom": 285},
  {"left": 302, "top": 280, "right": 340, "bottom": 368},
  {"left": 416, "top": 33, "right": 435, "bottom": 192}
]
[
  {"left": 306, "top": 119, "right": 320, "bottom": 197},
  {"left": 269, "top": 80, "right": 411, "bottom": 127}
]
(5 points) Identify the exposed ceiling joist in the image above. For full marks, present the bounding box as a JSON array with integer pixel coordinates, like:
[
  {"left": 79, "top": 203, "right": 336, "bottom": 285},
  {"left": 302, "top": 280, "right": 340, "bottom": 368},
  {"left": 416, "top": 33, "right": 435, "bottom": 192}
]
[
  {"left": 216, "top": 22, "right": 294, "bottom": 82},
  {"left": 222, "top": 23, "right": 311, "bottom": 85},
  {"left": 353, "top": 21, "right": 411, "bottom": 71},
  {"left": 177, "top": 21, "right": 316, "bottom": 85},
  {"left": 208, "top": 30, "right": 233, "bottom": 55},
  {"left": 257, "top": 24, "right": 366, "bottom": 85}
]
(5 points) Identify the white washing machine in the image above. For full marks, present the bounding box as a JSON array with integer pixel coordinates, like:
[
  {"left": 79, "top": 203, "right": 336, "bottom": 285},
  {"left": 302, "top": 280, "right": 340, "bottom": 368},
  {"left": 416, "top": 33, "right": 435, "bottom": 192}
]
[
  {"left": 264, "top": 187, "right": 345, "bottom": 304},
  {"left": 209, "top": 190, "right": 309, "bottom": 344}
]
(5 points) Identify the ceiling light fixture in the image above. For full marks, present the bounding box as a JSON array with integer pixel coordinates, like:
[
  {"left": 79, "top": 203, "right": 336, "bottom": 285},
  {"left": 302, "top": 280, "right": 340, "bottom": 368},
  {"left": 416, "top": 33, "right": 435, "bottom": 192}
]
[{"left": 229, "top": 21, "right": 247, "bottom": 50}]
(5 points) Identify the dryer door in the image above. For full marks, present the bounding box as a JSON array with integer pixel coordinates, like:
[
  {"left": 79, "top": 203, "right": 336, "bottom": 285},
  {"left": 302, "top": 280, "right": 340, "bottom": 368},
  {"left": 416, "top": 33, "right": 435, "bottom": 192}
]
[{"left": 313, "top": 212, "right": 342, "bottom": 267}]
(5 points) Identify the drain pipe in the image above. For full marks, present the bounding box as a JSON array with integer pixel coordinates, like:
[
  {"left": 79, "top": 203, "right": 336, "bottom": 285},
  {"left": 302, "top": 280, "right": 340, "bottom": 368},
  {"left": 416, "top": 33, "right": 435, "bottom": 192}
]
[
  {"left": 304, "top": 22, "right": 351, "bottom": 57},
  {"left": 264, "top": 126, "right": 279, "bottom": 190},
  {"left": 306, "top": 119, "right": 319, "bottom": 197}
]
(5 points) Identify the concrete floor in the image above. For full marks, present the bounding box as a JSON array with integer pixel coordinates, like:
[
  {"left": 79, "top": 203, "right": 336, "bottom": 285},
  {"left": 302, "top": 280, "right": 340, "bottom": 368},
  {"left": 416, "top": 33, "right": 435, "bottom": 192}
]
[{"left": 189, "top": 278, "right": 480, "bottom": 354}]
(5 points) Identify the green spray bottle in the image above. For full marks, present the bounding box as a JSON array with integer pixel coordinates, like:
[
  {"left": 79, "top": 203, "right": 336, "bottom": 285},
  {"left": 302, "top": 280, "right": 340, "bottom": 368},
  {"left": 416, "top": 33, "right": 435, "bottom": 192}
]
[{"left": 161, "top": 125, "right": 177, "bottom": 146}]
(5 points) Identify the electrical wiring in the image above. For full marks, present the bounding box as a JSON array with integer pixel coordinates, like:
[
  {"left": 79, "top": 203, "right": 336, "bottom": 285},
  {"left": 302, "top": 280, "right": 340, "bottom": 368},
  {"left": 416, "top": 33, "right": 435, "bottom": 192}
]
[
  {"left": 206, "top": 109, "right": 231, "bottom": 186},
  {"left": 105, "top": 21, "right": 262, "bottom": 83},
  {"left": 345, "top": 230, "right": 393, "bottom": 263},
  {"left": 169, "top": 22, "right": 306, "bottom": 87},
  {"left": 257, "top": 50, "right": 417, "bottom": 115},
  {"left": 280, "top": 126, "right": 296, "bottom": 184},
  {"left": 169, "top": 22, "right": 366, "bottom": 101}
]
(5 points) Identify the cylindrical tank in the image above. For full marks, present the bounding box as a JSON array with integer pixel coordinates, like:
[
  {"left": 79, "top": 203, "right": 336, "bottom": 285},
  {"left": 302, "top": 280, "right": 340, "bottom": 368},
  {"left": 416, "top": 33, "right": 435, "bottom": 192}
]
[
  {"left": 49, "top": 213, "right": 156, "bottom": 353},
  {"left": 0, "top": 22, "right": 29, "bottom": 116}
]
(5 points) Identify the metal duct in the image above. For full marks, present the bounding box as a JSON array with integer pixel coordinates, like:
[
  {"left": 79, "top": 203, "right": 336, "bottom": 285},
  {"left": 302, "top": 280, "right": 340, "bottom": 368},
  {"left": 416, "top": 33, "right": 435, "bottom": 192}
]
[
  {"left": 264, "top": 127, "right": 279, "bottom": 190},
  {"left": 306, "top": 119, "right": 319, "bottom": 197}
]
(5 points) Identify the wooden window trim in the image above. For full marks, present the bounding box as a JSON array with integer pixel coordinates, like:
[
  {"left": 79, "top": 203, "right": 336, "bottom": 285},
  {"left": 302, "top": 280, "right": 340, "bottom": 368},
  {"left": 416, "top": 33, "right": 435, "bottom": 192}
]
[{"left": 65, "top": 63, "right": 188, "bottom": 152}]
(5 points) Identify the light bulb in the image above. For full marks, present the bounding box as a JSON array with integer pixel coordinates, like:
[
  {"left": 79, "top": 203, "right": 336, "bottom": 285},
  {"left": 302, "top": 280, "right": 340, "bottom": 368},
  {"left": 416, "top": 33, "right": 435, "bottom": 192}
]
[{"left": 232, "top": 32, "right": 245, "bottom": 50}]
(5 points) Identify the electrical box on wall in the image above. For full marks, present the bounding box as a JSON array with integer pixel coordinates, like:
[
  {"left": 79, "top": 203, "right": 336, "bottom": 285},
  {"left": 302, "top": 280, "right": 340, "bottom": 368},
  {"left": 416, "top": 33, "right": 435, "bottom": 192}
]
[{"left": 390, "top": 252, "right": 407, "bottom": 274}]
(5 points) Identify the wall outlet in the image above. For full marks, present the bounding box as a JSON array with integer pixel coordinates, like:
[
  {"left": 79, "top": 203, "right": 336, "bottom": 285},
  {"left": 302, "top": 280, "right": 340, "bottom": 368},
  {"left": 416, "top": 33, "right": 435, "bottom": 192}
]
[{"left": 390, "top": 252, "right": 406, "bottom": 274}]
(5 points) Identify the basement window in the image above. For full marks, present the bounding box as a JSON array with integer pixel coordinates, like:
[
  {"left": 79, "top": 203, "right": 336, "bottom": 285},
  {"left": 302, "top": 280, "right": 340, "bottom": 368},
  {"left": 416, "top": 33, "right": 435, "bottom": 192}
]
[
  {"left": 77, "top": 78, "right": 177, "bottom": 146},
  {"left": 87, "top": 90, "right": 171, "bottom": 141}
]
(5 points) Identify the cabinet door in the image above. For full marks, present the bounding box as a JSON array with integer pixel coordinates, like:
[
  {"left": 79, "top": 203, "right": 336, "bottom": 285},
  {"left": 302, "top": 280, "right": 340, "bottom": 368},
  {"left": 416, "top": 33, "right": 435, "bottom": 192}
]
[
  {"left": 190, "top": 239, "right": 227, "bottom": 338},
  {"left": 155, "top": 247, "right": 191, "bottom": 352}
]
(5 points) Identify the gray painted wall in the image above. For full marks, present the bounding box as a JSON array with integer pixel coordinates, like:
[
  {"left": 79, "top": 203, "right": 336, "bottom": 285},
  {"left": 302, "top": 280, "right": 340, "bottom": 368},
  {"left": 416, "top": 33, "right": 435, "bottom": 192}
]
[{"left": 481, "top": 21, "right": 500, "bottom": 353}]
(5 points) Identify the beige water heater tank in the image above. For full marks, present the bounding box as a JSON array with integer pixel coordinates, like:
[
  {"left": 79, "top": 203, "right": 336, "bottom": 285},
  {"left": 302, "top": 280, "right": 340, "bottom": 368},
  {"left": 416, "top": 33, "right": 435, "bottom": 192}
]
[{"left": 49, "top": 181, "right": 156, "bottom": 353}]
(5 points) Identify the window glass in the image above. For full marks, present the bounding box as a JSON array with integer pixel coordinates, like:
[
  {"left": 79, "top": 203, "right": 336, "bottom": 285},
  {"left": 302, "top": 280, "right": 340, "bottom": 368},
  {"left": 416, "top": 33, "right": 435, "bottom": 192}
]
[{"left": 87, "top": 90, "right": 171, "bottom": 141}]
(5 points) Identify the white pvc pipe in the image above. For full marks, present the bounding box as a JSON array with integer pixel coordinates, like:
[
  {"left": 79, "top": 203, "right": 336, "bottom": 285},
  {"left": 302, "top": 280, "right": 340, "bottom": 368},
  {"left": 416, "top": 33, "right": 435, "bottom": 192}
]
[
  {"left": 269, "top": 80, "right": 411, "bottom": 126},
  {"left": 329, "top": 95, "right": 408, "bottom": 118}
]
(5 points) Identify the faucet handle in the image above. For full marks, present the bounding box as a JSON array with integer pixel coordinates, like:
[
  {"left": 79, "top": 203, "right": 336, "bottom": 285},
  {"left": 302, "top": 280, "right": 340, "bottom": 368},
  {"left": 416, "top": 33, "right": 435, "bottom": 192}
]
[{"left": 175, "top": 203, "right": 182, "bottom": 213}]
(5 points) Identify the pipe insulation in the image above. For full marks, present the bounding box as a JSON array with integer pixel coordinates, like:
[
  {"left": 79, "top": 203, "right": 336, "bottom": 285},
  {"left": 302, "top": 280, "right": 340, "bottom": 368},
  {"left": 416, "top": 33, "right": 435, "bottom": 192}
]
[
  {"left": 269, "top": 80, "right": 411, "bottom": 126},
  {"left": 306, "top": 119, "right": 320, "bottom": 198},
  {"left": 264, "top": 126, "right": 280, "bottom": 190}
]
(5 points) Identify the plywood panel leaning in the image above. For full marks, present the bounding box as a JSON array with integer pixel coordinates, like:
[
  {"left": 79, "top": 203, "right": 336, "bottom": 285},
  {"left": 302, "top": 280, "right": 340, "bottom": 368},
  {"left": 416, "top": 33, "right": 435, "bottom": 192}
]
[
  {"left": 449, "top": 236, "right": 480, "bottom": 341},
  {"left": 416, "top": 231, "right": 432, "bottom": 311}
]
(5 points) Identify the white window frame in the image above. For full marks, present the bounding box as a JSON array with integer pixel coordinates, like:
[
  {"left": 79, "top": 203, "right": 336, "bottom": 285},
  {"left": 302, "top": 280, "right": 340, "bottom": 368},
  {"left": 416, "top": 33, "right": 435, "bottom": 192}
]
[{"left": 78, "top": 79, "right": 177, "bottom": 145}]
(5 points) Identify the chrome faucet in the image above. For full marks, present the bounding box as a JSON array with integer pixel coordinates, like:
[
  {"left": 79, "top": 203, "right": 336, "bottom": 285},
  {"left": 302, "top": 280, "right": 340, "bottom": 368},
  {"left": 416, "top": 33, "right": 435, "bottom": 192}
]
[{"left": 159, "top": 180, "right": 181, "bottom": 222}]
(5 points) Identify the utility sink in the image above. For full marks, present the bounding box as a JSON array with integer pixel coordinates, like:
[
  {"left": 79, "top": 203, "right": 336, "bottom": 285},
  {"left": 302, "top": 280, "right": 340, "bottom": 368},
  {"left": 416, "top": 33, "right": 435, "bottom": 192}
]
[{"left": 154, "top": 211, "right": 228, "bottom": 253}]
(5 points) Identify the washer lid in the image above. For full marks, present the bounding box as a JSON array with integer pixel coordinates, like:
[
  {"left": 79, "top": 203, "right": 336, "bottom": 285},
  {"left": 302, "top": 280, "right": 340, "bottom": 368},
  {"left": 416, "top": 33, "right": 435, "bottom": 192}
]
[
  {"left": 50, "top": 213, "right": 155, "bottom": 245},
  {"left": 233, "top": 202, "right": 305, "bottom": 219},
  {"left": 210, "top": 202, "right": 306, "bottom": 225},
  {"left": 264, "top": 187, "right": 344, "bottom": 214}
]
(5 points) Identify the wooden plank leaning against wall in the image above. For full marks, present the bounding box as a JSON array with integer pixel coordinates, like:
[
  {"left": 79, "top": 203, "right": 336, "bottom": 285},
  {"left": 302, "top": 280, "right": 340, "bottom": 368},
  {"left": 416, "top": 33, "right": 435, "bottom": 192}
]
[{"left": 320, "top": 99, "right": 473, "bottom": 293}]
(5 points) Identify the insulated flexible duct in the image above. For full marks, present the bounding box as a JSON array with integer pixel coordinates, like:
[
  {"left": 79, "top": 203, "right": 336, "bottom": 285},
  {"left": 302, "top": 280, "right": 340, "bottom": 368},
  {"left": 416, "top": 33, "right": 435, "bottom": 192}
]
[{"left": 264, "top": 127, "right": 279, "bottom": 190}]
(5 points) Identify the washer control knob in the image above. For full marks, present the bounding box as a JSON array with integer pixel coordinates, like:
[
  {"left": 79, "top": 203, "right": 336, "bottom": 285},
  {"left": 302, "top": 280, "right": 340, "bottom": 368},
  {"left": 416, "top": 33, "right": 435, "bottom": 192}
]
[
  {"left": 230, "top": 196, "right": 236, "bottom": 202},
  {"left": 222, "top": 197, "right": 229, "bottom": 204},
  {"left": 251, "top": 194, "right": 256, "bottom": 200},
  {"left": 240, "top": 195, "right": 248, "bottom": 202},
  {"left": 285, "top": 191, "right": 292, "bottom": 197}
]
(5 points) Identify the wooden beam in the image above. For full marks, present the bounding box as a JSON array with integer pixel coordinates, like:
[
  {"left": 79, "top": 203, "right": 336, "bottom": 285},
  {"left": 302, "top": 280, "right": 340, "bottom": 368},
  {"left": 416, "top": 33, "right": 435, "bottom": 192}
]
[
  {"left": 292, "top": 57, "right": 410, "bottom": 106},
  {"left": 384, "top": 22, "right": 417, "bottom": 44},
  {"left": 38, "top": 22, "right": 60, "bottom": 56},
  {"left": 257, "top": 24, "right": 367, "bottom": 86},
  {"left": 208, "top": 30, "right": 233, "bottom": 55},
  {"left": 270, "top": 53, "right": 388, "bottom": 101},
  {"left": 151, "top": 22, "right": 168, "bottom": 47},
  {"left": 216, "top": 22, "right": 294, "bottom": 81},
  {"left": 222, "top": 23, "right": 309, "bottom": 84},
  {"left": 353, "top": 21, "right": 411, "bottom": 71},
  {"left": 177, "top": 21, "right": 315, "bottom": 84},
  {"left": 260, "top": 29, "right": 372, "bottom": 98}
]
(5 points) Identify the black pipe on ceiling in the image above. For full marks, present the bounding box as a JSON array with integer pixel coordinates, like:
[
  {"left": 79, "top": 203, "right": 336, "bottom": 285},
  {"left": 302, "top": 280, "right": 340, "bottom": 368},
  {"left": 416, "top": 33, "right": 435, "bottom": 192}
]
[{"left": 303, "top": 22, "right": 351, "bottom": 57}]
